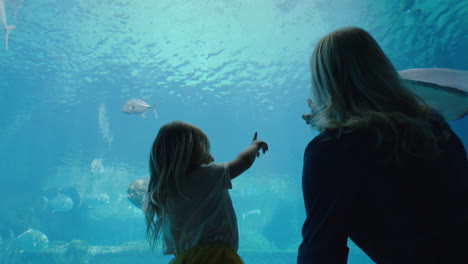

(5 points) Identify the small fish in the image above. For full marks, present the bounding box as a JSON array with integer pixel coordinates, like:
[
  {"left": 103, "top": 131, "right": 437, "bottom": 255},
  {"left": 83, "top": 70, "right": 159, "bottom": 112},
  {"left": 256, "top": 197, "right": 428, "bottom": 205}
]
[
  {"left": 90, "top": 158, "right": 105, "bottom": 174},
  {"left": 43, "top": 193, "right": 74, "bottom": 213},
  {"left": 122, "top": 99, "right": 158, "bottom": 119},
  {"left": 127, "top": 177, "right": 150, "bottom": 209},
  {"left": 242, "top": 209, "right": 261, "bottom": 221},
  {"left": 0, "top": 0, "right": 16, "bottom": 50},
  {"left": 15, "top": 228, "right": 49, "bottom": 252}
]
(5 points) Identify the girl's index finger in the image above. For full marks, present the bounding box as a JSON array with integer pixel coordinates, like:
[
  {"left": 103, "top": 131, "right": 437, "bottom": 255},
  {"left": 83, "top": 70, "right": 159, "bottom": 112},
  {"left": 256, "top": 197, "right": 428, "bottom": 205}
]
[{"left": 252, "top": 132, "right": 258, "bottom": 141}]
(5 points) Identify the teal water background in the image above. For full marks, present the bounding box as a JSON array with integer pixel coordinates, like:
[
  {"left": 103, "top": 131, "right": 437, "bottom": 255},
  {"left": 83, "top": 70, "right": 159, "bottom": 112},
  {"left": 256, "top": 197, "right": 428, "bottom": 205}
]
[{"left": 0, "top": 0, "right": 466, "bottom": 263}]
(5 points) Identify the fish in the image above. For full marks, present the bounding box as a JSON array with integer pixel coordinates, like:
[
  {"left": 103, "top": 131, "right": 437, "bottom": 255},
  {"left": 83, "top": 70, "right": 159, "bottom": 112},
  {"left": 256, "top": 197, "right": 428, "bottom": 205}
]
[
  {"left": 98, "top": 104, "right": 113, "bottom": 149},
  {"left": 399, "top": 68, "right": 468, "bottom": 121},
  {"left": 122, "top": 99, "right": 158, "bottom": 119},
  {"left": 0, "top": 0, "right": 16, "bottom": 50},
  {"left": 43, "top": 193, "right": 74, "bottom": 213},
  {"left": 242, "top": 209, "right": 261, "bottom": 221},
  {"left": 127, "top": 177, "right": 150, "bottom": 209},
  {"left": 90, "top": 158, "right": 105, "bottom": 174},
  {"left": 15, "top": 228, "right": 49, "bottom": 252},
  {"left": 43, "top": 185, "right": 83, "bottom": 210}
]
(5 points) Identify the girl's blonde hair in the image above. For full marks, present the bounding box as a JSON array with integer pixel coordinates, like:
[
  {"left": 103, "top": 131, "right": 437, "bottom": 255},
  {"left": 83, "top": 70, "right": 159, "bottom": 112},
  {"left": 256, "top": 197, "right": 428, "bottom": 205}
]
[
  {"left": 309, "top": 27, "right": 442, "bottom": 159},
  {"left": 145, "top": 121, "right": 213, "bottom": 249}
]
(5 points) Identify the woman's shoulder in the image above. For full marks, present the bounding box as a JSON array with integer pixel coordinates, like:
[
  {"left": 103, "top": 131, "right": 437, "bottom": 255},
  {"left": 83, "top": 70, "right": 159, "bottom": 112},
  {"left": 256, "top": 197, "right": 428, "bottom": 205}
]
[
  {"left": 306, "top": 127, "right": 376, "bottom": 162},
  {"left": 427, "top": 108, "right": 450, "bottom": 134},
  {"left": 303, "top": 129, "right": 376, "bottom": 187},
  {"left": 309, "top": 127, "right": 375, "bottom": 148}
]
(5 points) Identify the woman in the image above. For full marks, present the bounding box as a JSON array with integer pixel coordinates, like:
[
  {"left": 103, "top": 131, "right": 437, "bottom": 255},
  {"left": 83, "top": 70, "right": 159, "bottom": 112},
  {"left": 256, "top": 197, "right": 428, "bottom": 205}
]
[{"left": 299, "top": 27, "right": 468, "bottom": 263}]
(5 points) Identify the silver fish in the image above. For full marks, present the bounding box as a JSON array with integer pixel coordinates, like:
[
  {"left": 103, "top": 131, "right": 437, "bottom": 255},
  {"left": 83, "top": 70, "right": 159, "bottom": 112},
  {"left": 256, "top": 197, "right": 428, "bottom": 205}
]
[
  {"left": 15, "top": 228, "right": 49, "bottom": 252},
  {"left": 0, "top": 0, "right": 15, "bottom": 50},
  {"left": 90, "top": 158, "right": 105, "bottom": 174},
  {"left": 98, "top": 104, "right": 113, "bottom": 149},
  {"left": 127, "top": 177, "right": 150, "bottom": 209},
  {"left": 242, "top": 209, "right": 261, "bottom": 221},
  {"left": 122, "top": 99, "right": 158, "bottom": 119},
  {"left": 44, "top": 193, "right": 74, "bottom": 213}
]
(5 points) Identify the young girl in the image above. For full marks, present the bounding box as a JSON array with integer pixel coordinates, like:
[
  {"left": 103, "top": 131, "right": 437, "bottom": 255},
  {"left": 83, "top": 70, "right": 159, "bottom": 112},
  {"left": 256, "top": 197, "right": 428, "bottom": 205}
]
[{"left": 145, "top": 121, "right": 268, "bottom": 264}]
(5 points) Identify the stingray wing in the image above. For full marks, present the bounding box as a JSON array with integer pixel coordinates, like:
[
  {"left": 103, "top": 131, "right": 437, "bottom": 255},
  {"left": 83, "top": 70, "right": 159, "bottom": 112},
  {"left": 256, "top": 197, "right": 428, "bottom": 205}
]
[{"left": 399, "top": 68, "right": 468, "bottom": 121}]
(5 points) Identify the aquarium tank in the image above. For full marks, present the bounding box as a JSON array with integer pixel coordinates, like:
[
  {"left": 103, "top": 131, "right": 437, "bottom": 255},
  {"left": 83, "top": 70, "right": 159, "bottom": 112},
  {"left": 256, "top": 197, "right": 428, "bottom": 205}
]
[{"left": 0, "top": 0, "right": 466, "bottom": 263}]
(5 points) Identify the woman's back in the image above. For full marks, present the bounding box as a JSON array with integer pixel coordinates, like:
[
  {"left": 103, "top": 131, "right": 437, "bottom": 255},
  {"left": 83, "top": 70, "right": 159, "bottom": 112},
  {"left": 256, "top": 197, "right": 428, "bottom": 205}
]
[{"left": 301, "top": 112, "right": 468, "bottom": 263}]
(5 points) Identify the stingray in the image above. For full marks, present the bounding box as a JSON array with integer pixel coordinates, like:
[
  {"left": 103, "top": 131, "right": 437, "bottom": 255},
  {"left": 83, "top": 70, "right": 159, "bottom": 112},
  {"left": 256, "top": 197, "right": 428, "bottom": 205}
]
[{"left": 399, "top": 68, "right": 468, "bottom": 121}]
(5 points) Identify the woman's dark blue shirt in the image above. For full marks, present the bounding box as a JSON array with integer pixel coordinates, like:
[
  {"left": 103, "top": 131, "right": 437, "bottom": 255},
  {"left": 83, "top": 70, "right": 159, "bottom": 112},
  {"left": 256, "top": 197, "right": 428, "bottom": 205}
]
[{"left": 298, "top": 115, "right": 468, "bottom": 263}]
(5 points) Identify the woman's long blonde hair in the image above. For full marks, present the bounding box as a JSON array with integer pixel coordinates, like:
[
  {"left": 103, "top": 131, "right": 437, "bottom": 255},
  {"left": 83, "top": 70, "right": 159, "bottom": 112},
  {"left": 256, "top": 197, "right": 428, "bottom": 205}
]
[
  {"left": 145, "top": 121, "right": 213, "bottom": 249},
  {"left": 309, "top": 27, "right": 442, "bottom": 158}
]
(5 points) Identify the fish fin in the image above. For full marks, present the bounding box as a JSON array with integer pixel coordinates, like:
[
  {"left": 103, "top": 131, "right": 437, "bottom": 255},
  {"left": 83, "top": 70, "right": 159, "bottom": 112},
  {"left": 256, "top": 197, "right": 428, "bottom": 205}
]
[
  {"left": 140, "top": 113, "right": 146, "bottom": 118},
  {"left": 242, "top": 211, "right": 246, "bottom": 221},
  {"left": 5, "top": 25, "right": 15, "bottom": 50}
]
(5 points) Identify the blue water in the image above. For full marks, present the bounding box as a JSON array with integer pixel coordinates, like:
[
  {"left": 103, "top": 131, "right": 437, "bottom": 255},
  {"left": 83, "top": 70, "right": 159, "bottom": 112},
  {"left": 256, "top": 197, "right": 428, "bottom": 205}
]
[{"left": 0, "top": 0, "right": 466, "bottom": 263}]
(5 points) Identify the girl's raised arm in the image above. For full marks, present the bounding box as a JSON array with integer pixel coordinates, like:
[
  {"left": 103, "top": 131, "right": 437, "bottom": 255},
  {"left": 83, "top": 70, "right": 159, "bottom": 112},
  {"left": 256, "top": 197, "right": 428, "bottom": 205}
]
[{"left": 228, "top": 132, "right": 268, "bottom": 180}]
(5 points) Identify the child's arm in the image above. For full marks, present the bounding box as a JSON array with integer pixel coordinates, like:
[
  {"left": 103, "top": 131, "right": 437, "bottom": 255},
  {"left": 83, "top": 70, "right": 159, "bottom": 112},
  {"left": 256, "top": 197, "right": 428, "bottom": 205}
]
[{"left": 228, "top": 132, "right": 268, "bottom": 180}]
